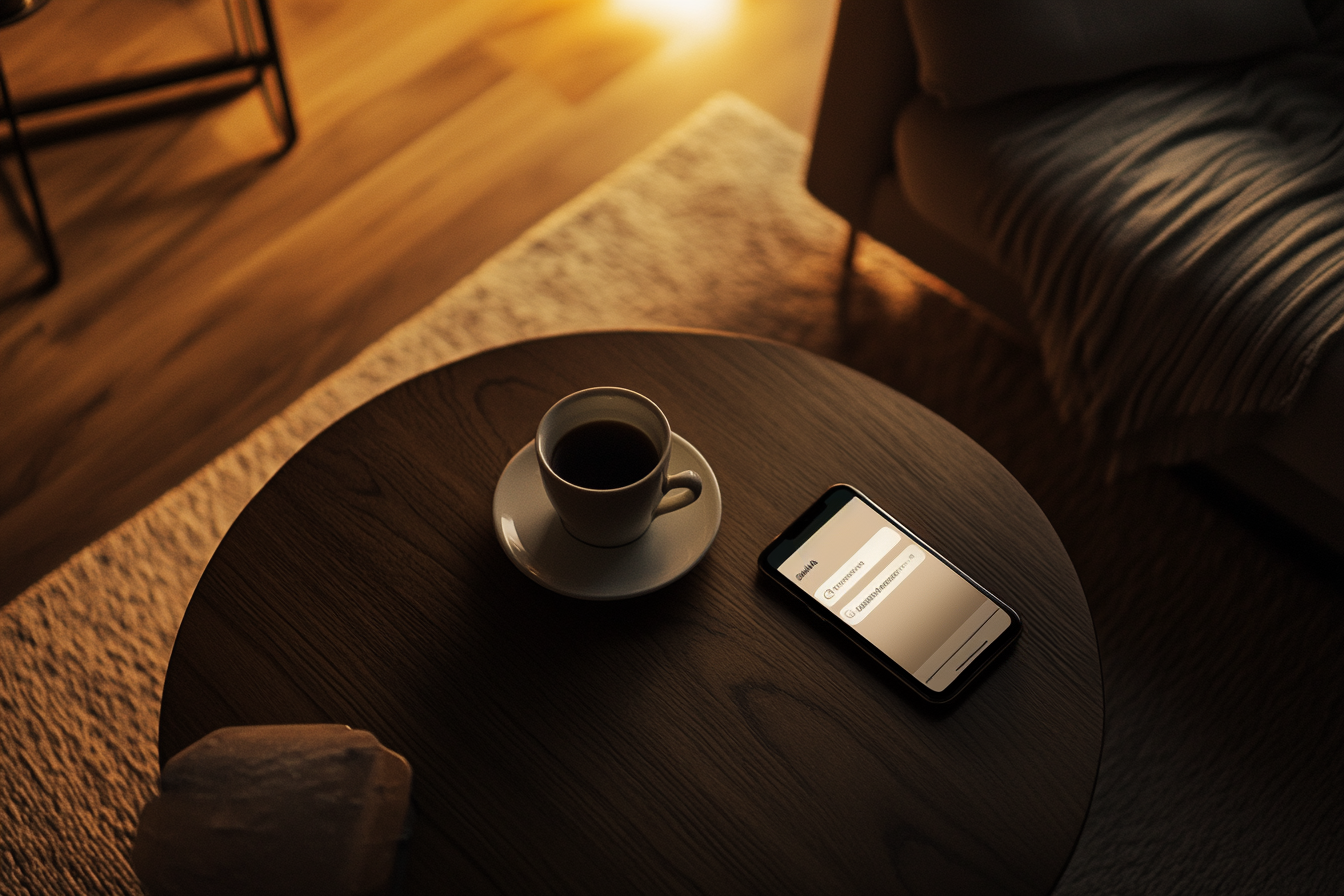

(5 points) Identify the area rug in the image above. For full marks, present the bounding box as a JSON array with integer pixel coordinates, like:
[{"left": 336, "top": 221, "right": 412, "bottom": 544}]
[{"left": 3, "top": 92, "right": 1343, "bottom": 896}]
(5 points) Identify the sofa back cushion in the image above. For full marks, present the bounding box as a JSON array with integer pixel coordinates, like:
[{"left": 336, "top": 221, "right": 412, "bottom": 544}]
[{"left": 906, "top": 0, "right": 1316, "bottom": 107}]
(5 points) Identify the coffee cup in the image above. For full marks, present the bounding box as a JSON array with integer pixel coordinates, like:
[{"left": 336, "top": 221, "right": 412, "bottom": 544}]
[{"left": 536, "top": 387, "right": 703, "bottom": 547}]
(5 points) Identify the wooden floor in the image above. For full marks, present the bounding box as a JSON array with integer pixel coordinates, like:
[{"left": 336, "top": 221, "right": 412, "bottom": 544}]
[{"left": 0, "top": 0, "right": 838, "bottom": 605}]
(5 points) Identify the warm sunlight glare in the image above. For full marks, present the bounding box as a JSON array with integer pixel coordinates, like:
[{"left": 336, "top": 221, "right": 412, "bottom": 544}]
[{"left": 610, "top": 0, "right": 736, "bottom": 39}]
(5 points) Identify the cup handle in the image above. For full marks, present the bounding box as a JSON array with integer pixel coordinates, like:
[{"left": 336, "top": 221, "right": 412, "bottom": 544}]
[{"left": 653, "top": 470, "right": 703, "bottom": 518}]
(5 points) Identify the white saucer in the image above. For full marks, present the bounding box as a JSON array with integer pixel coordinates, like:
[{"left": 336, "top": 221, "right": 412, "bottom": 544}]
[{"left": 492, "top": 434, "right": 722, "bottom": 600}]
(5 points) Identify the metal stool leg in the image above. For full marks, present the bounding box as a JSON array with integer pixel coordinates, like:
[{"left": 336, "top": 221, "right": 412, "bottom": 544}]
[
  {"left": 236, "top": 0, "right": 297, "bottom": 151},
  {"left": 0, "top": 0, "right": 297, "bottom": 297},
  {"left": 0, "top": 54, "right": 59, "bottom": 294}
]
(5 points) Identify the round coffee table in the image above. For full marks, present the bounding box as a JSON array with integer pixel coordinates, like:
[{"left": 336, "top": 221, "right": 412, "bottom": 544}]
[{"left": 159, "top": 330, "right": 1103, "bottom": 895}]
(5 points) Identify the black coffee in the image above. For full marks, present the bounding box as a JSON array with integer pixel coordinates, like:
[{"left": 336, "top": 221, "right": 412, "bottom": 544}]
[{"left": 550, "top": 419, "right": 660, "bottom": 490}]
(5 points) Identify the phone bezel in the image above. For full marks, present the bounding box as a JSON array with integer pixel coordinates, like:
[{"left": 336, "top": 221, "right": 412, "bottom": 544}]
[{"left": 757, "top": 484, "right": 1021, "bottom": 703}]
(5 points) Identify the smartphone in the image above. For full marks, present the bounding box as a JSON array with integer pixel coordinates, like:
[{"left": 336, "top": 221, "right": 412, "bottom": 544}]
[{"left": 758, "top": 484, "right": 1021, "bottom": 703}]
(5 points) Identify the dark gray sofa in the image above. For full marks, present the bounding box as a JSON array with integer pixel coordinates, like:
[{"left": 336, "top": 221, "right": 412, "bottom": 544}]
[{"left": 806, "top": 0, "right": 1344, "bottom": 553}]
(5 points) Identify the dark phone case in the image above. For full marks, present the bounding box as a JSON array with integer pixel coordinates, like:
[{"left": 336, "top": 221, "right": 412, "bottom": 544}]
[{"left": 758, "top": 484, "right": 1021, "bottom": 703}]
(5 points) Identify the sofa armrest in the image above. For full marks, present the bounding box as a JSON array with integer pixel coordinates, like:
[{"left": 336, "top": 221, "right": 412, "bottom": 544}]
[{"left": 806, "top": 0, "right": 920, "bottom": 228}]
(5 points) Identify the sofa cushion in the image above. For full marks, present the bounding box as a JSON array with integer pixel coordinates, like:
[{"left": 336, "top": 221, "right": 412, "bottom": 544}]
[
  {"left": 905, "top": 0, "right": 1317, "bottom": 107},
  {"left": 895, "top": 94, "right": 1020, "bottom": 262}
]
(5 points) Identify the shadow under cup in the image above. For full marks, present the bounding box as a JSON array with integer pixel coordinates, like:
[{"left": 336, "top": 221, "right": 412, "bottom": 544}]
[{"left": 537, "top": 387, "right": 701, "bottom": 547}]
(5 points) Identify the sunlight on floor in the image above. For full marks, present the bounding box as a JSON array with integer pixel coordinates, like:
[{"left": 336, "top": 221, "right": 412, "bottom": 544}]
[{"left": 609, "top": 0, "right": 737, "bottom": 46}]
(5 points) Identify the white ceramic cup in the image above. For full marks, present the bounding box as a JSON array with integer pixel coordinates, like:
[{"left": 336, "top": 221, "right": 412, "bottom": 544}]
[{"left": 536, "top": 387, "right": 703, "bottom": 547}]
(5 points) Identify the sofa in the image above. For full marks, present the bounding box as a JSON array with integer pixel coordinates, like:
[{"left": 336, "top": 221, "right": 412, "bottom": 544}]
[{"left": 806, "top": 0, "right": 1344, "bottom": 553}]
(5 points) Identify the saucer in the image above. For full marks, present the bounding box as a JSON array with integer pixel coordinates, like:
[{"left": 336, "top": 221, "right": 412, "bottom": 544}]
[{"left": 492, "top": 434, "right": 722, "bottom": 600}]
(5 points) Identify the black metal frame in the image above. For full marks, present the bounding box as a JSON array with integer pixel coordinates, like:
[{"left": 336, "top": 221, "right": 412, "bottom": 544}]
[
  {"left": 0, "top": 0, "right": 297, "bottom": 297},
  {"left": 0, "top": 53, "right": 58, "bottom": 294}
]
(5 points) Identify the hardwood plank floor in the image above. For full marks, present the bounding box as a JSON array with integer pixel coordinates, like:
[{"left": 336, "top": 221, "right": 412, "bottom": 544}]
[{"left": 0, "top": 0, "right": 838, "bottom": 604}]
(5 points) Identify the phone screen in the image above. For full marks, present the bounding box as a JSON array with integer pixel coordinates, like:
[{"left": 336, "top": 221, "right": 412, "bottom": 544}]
[{"left": 761, "top": 486, "right": 1018, "bottom": 699}]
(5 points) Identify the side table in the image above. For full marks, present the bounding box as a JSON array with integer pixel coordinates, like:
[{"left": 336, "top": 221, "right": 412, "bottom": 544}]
[{"left": 159, "top": 329, "right": 1103, "bottom": 895}]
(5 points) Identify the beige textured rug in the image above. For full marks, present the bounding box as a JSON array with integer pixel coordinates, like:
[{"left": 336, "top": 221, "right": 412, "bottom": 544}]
[
  {"left": 5, "top": 92, "right": 1344, "bottom": 896},
  {"left": 0, "top": 92, "right": 850, "bottom": 895}
]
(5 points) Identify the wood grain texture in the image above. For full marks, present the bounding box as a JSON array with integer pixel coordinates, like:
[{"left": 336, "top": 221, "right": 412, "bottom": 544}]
[
  {"left": 159, "top": 331, "right": 1103, "bottom": 895},
  {"left": 0, "top": 0, "right": 838, "bottom": 605}
]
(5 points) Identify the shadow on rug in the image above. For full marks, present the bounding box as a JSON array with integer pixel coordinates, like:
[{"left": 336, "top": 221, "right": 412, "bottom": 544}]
[{"left": 2, "top": 92, "right": 1341, "bottom": 895}]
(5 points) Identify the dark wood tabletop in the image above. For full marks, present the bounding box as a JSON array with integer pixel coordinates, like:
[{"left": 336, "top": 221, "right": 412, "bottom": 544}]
[{"left": 158, "top": 329, "right": 1103, "bottom": 895}]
